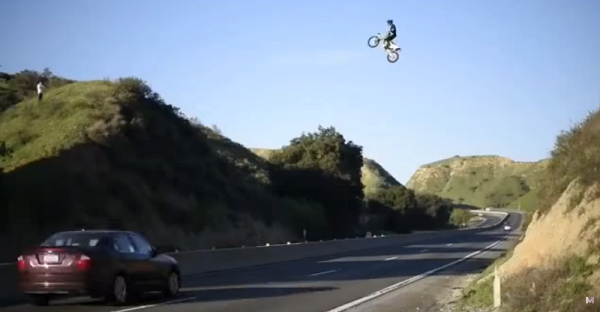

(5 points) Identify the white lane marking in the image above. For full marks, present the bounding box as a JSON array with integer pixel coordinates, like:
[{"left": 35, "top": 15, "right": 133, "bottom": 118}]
[
  {"left": 308, "top": 269, "right": 339, "bottom": 277},
  {"left": 0, "top": 262, "right": 15, "bottom": 266},
  {"left": 419, "top": 249, "right": 428, "bottom": 253},
  {"left": 446, "top": 243, "right": 453, "bottom": 246},
  {"left": 384, "top": 256, "right": 398, "bottom": 261},
  {"left": 111, "top": 296, "right": 197, "bottom": 312},
  {"left": 325, "top": 234, "right": 510, "bottom": 312}
]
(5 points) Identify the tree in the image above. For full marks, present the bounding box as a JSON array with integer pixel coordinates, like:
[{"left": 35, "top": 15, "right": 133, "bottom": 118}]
[
  {"left": 450, "top": 209, "right": 474, "bottom": 227},
  {"left": 367, "top": 186, "right": 419, "bottom": 233},
  {"left": 211, "top": 124, "right": 223, "bottom": 135},
  {"left": 414, "top": 193, "right": 453, "bottom": 229},
  {"left": 269, "top": 126, "right": 364, "bottom": 238},
  {"left": 365, "top": 198, "right": 410, "bottom": 234}
]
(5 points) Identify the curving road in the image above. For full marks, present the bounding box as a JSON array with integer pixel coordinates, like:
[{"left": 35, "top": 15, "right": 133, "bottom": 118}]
[{"left": 0, "top": 213, "right": 521, "bottom": 312}]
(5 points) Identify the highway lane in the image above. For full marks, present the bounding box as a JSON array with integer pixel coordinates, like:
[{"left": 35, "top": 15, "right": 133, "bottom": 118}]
[
  {"left": 351, "top": 212, "right": 521, "bottom": 312},
  {"left": 0, "top": 213, "right": 514, "bottom": 312}
]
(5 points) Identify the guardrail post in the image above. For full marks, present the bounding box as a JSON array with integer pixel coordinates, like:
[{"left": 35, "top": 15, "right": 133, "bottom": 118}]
[{"left": 493, "top": 265, "right": 502, "bottom": 307}]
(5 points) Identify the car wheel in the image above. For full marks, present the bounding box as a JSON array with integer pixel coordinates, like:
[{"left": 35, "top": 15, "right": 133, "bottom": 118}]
[
  {"left": 106, "top": 274, "right": 129, "bottom": 306},
  {"left": 163, "top": 271, "right": 180, "bottom": 298},
  {"left": 29, "top": 295, "right": 50, "bottom": 306}
]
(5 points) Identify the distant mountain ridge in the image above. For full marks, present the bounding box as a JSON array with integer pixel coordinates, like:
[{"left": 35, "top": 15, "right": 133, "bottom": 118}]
[{"left": 406, "top": 155, "right": 549, "bottom": 210}]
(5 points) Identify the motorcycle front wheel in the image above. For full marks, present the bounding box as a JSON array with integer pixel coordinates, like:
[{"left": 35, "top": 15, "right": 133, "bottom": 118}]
[
  {"left": 387, "top": 51, "right": 399, "bottom": 63},
  {"left": 367, "top": 36, "right": 380, "bottom": 48}
]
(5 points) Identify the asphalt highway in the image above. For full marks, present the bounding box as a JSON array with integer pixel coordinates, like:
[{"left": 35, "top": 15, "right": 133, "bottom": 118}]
[{"left": 1, "top": 213, "right": 520, "bottom": 312}]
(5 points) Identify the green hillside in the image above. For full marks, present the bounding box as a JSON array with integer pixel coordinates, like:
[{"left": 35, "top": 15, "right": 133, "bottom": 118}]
[
  {"left": 250, "top": 148, "right": 279, "bottom": 160},
  {"left": 0, "top": 68, "right": 75, "bottom": 113},
  {"left": 0, "top": 69, "right": 456, "bottom": 261},
  {"left": 406, "top": 155, "right": 548, "bottom": 210},
  {"left": 251, "top": 145, "right": 452, "bottom": 234},
  {"left": 198, "top": 125, "right": 271, "bottom": 185},
  {"left": 0, "top": 73, "right": 304, "bottom": 261},
  {"left": 250, "top": 148, "right": 401, "bottom": 195},
  {"left": 361, "top": 158, "right": 402, "bottom": 195}
]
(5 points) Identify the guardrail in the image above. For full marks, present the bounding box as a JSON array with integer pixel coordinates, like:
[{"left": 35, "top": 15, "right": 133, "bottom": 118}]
[
  {"left": 469, "top": 210, "right": 509, "bottom": 229},
  {"left": 467, "top": 217, "right": 487, "bottom": 228},
  {"left": 0, "top": 213, "right": 511, "bottom": 306},
  {"left": 456, "top": 210, "right": 508, "bottom": 231}
]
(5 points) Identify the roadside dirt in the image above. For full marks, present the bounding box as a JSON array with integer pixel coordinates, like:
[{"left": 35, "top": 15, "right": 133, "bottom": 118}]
[
  {"left": 499, "top": 181, "right": 600, "bottom": 292},
  {"left": 427, "top": 274, "right": 498, "bottom": 312}
]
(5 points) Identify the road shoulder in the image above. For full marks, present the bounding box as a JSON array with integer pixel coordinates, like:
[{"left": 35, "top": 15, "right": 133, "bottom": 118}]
[
  {"left": 349, "top": 257, "right": 497, "bottom": 312},
  {"left": 427, "top": 273, "right": 496, "bottom": 312},
  {"left": 351, "top": 229, "right": 520, "bottom": 312}
]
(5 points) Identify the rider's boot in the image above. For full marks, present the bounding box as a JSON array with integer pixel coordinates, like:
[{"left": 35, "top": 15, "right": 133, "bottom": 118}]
[{"left": 383, "top": 40, "right": 389, "bottom": 50}]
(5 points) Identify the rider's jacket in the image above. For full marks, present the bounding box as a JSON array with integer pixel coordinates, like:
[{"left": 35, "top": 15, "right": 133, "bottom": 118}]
[{"left": 388, "top": 23, "right": 396, "bottom": 37}]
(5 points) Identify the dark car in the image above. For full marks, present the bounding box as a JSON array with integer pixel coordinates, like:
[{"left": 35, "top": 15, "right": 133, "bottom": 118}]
[{"left": 17, "top": 230, "right": 180, "bottom": 306}]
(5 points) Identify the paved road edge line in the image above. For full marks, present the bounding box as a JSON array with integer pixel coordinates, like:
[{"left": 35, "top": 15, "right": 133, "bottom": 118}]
[
  {"left": 110, "top": 296, "right": 198, "bottom": 312},
  {"left": 325, "top": 231, "right": 513, "bottom": 312}
]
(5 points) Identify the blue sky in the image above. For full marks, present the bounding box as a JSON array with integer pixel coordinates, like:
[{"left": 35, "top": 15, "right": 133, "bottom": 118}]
[{"left": 1, "top": 0, "right": 599, "bottom": 183}]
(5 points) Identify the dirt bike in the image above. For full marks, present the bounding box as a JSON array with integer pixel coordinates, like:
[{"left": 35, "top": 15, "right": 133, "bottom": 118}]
[{"left": 367, "top": 33, "right": 401, "bottom": 63}]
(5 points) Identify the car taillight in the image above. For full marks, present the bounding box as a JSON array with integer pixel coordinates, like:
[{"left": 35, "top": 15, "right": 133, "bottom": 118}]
[
  {"left": 77, "top": 255, "right": 91, "bottom": 270},
  {"left": 17, "top": 256, "right": 26, "bottom": 271}
]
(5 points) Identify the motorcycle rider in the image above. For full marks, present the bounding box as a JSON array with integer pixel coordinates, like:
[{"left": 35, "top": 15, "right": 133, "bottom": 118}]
[{"left": 383, "top": 19, "right": 397, "bottom": 50}]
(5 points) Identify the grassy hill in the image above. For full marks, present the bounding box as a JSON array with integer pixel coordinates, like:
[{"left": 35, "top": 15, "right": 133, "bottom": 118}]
[
  {"left": 198, "top": 126, "right": 271, "bottom": 185},
  {"left": 361, "top": 158, "right": 402, "bottom": 195},
  {"left": 0, "top": 69, "right": 456, "bottom": 261},
  {"left": 250, "top": 148, "right": 279, "bottom": 160},
  {"left": 0, "top": 68, "right": 74, "bottom": 113},
  {"left": 0, "top": 75, "right": 301, "bottom": 261},
  {"left": 406, "top": 155, "right": 548, "bottom": 210},
  {"left": 250, "top": 148, "right": 402, "bottom": 194}
]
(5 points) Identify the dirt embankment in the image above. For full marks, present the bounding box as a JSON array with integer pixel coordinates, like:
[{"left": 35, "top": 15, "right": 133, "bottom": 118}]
[{"left": 500, "top": 180, "right": 600, "bottom": 292}]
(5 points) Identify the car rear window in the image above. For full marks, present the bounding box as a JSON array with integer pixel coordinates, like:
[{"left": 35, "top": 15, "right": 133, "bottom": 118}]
[{"left": 41, "top": 232, "right": 109, "bottom": 247}]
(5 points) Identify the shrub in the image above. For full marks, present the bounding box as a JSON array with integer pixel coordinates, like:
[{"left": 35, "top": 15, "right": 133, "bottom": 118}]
[
  {"left": 538, "top": 108, "right": 600, "bottom": 215},
  {"left": 501, "top": 255, "right": 595, "bottom": 312},
  {"left": 450, "top": 209, "right": 473, "bottom": 226}
]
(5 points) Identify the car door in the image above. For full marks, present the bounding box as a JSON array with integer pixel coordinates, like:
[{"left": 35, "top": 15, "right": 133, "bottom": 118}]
[
  {"left": 113, "top": 233, "right": 144, "bottom": 286},
  {"left": 127, "top": 232, "right": 163, "bottom": 287}
]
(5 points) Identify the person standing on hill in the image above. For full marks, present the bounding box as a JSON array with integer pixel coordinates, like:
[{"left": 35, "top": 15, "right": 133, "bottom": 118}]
[{"left": 37, "top": 81, "right": 45, "bottom": 102}]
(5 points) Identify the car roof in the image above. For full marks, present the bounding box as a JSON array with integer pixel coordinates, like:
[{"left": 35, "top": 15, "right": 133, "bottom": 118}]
[{"left": 52, "top": 230, "right": 135, "bottom": 236}]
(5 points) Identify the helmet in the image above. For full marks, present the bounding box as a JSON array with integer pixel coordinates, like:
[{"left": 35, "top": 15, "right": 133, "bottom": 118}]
[{"left": 387, "top": 19, "right": 393, "bottom": 24}]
